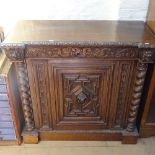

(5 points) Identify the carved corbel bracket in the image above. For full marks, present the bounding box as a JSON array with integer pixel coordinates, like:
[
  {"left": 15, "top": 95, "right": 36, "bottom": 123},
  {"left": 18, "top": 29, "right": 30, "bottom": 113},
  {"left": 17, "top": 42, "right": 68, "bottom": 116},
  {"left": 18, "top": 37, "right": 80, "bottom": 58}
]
[
  {"left": 139, "top": 49, "right": 155, "bottom": 63},
  {"left": 2, "top": 43, "right": 25, "bottom": 62}
]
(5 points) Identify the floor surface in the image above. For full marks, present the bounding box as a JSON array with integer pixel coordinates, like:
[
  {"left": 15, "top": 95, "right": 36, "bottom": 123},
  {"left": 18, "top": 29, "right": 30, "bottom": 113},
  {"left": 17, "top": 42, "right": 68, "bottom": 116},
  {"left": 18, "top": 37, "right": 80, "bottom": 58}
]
[{"left": 0, "top": 137, "right": 155, "bottom": 155}]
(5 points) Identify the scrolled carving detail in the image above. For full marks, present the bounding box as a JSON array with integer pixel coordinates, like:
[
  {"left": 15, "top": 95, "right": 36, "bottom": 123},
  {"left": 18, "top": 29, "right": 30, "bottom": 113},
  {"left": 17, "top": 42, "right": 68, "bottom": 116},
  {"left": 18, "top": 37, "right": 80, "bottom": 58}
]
[
  {"left": 4, "top": 47, "right": 25, "bottom": 61},
  {"left": 26, "top": 46, "right": 139, "bottom": 59},
  {"left": 127, "top": 63, "right": 148, "bottom": 132},
  {"left": 16, "top": 62, "right": 35, "bottom": 131}
]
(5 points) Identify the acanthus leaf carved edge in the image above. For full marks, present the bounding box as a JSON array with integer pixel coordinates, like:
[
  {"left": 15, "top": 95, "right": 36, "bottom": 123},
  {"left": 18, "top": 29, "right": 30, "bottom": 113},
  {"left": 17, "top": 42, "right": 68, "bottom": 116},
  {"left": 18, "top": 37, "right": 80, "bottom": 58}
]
[
  {"left": 1, "top": 43, "right": 155, "bottom": 63},
  {"left": 26, "top": 46, "right": 140, "bottom": 59}
]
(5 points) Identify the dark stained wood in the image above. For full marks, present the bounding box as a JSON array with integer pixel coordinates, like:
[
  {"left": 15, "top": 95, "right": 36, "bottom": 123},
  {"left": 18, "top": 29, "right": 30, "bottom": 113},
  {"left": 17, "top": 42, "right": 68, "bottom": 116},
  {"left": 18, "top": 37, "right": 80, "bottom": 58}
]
[
  {"left": 27, "top": 59, "right": 135, "bottom": 131},
  {"left": 3, "top": 20, "right": 155, "bottom": 45},
  {"left": 2, "top": 20, "right": 155, "bottom": 144}
]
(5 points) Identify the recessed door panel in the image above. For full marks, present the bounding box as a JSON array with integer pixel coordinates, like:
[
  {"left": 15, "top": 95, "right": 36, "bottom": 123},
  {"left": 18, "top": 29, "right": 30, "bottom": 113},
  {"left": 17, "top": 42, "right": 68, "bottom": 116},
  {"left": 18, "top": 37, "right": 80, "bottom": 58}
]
[{"left": 48, "top": 59, "right": 115, "bottom": 130}]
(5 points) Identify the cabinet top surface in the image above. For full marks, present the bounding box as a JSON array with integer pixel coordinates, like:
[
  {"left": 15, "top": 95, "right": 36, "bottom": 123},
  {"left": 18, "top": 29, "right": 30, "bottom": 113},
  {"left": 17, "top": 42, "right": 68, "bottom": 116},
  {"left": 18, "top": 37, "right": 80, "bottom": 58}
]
[{"left": 3, "top": 20, "right": 155, "bottom": 47}]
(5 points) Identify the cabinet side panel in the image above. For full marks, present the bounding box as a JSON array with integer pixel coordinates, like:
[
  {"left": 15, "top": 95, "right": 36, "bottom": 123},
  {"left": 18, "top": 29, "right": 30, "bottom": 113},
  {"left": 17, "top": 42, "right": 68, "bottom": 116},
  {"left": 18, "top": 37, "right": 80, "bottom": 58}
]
[{"left": 7, "top": 64, "right": 24, "bottom": 144}]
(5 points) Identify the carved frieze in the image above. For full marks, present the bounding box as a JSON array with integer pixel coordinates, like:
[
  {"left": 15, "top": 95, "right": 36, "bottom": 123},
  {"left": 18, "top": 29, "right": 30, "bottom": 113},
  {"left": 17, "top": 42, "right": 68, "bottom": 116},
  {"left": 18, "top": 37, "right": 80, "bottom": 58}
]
[
  {"left": 26, "top": 46, "right": 139, "bottom": 59},
  {"left": 3, "top": 44, "right": 155, "bottom": 62}
]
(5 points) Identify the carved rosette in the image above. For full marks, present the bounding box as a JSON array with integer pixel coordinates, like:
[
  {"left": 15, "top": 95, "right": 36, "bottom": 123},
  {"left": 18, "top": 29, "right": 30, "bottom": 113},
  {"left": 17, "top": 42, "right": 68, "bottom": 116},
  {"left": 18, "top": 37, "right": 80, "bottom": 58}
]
[
  {"left": 127, "top": 63, "right": 148, "bottom": 132},
  {"left": 16, "top": 62, "right": 35, "bottom": 131}
]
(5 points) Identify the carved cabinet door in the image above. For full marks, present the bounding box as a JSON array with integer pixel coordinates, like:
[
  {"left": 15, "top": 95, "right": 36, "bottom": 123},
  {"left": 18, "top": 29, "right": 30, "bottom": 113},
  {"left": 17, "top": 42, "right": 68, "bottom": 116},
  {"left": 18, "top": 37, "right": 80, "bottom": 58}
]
[{"left": 27, "top": 58, "right": 135, "bottom": 131}]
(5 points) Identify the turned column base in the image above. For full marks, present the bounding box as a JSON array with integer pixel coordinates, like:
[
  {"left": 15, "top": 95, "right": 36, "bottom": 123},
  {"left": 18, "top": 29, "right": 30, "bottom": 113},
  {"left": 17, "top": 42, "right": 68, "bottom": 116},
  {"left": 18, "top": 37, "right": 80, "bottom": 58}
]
[
  {"left": 22, "top": 128, "right": 39, "bottom": 144},
  {"left": 122, "top": 129, "right": 139, "bottom": 144}
]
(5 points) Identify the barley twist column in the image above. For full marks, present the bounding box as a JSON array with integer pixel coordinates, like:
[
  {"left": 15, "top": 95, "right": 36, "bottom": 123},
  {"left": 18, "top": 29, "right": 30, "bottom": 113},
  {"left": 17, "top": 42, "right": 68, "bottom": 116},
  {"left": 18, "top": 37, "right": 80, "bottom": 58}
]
[
  {"left": 16, "top": 62, "right": 35, "bottom": 131},
  {"left": 127, "top": 63, "right": 147, "bottom": 132}
]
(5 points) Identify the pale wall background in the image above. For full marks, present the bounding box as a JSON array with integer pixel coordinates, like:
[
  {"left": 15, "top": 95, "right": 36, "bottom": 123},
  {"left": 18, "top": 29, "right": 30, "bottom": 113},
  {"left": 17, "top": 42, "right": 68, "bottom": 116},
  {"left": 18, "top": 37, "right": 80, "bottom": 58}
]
[{"left": 0, "top": 0, "right": 149, "bottom": 33}]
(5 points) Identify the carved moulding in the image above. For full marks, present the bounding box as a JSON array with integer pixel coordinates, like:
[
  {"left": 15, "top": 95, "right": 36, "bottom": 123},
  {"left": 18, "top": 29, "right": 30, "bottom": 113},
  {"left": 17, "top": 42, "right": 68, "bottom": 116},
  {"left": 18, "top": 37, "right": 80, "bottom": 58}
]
[
  {"left": 2, "top": 43, "right": 155, "bottom": 61},
  {"left": 26, "top": 46, "right": 139, "bottom": 59},
  {"left": 23, "top": 40, "right": 155, "bottom": 48}
]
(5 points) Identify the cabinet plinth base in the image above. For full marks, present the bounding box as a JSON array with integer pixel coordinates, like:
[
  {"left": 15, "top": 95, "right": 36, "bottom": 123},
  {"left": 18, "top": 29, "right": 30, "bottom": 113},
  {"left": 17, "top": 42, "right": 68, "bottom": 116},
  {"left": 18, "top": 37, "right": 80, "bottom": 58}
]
[
  {"left": 139, "top": 128, "right": 155, "bottom": 138},
  {"left": 21, "top": 129, "right": 139, "bottom": 144},
  {"left": 22, "top": 128, "right": 39, "bottom": 144},
  {"left": 122, "top": 129, "right": 139, "bottom": 144}
]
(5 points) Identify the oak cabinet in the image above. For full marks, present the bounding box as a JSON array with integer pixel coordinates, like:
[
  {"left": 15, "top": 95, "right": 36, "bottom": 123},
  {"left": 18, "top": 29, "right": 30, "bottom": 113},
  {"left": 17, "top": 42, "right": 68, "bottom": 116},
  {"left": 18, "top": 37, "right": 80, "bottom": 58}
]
[{"left": 2, "top": 20, "right": 155, "bottom": 144}]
